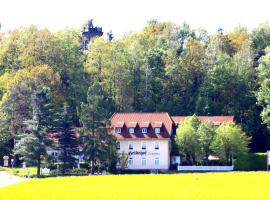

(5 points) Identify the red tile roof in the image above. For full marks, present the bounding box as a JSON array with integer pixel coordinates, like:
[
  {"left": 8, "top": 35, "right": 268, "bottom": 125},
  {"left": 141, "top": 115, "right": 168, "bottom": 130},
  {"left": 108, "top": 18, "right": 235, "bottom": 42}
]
[
  {"left": 110, "top": 113, "right": 173, "bottom": 140},
  {"left": 171, "top": 116, "right": 234, "bottom": 125},
  {"left": 111, "top": 113, "right": 234, "bottom": 140}
]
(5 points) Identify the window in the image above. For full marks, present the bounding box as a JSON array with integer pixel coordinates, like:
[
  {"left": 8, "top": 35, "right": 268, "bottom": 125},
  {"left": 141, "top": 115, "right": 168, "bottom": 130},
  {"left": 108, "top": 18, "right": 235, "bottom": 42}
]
[
  {"left": 141, "top": 141, "right": 147, "bottom": 150},
  {"left": 116, "top": 141, "right": 120, "bottom": 150},
  {"left": 141, "top": 128, "right": 147, "bottom": 133},
  {"left": 155, "top": 127, "right": 161, "bottom": 134},
  {"left": 51, "top": 151, "right": 58, "bottom": 157},
  {"left": 142, "top": 157, "right": 146, "bottom": 166},
  {"left": 116, "top": 127, "right": 122, "bottom": 133},
  {"left": 154, "top": 141, "right": 159, "bottom": 150},
  {"left": 129, "top": 128, "right": 135, "bottom": 134},
  {"left": 154, "top": 157, "right": 159, "bottom": 167},
  {"left": 128, "top": 157, "right": 133, "bottom": 166},
  {"left": 129, "top": 142, "right": 134, "bottom": 150}
]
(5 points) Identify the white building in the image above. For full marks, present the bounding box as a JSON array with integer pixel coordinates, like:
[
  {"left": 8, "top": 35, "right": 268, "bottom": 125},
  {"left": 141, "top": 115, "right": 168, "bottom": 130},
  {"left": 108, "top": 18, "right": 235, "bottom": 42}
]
[{"left": 111, "top": 113, "right": 173, "bottom": 170}]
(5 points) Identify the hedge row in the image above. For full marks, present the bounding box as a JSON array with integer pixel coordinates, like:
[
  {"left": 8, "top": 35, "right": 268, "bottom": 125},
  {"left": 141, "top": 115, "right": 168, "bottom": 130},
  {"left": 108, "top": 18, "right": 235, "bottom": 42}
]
[{"left": 234, "top": 153, "right": 267, "bottom": 171}]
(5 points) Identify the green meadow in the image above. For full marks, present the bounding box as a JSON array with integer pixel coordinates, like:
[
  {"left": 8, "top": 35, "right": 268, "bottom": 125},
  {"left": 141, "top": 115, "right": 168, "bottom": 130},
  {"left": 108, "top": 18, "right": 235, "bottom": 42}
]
[{"left": 0, "top": 172, "right": 270, "bottom": 200}]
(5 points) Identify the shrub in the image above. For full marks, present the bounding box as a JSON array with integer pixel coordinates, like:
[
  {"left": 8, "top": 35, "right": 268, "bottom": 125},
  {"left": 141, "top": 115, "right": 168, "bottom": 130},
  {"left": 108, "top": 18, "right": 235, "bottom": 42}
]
[
  {"left": 234, "top": 153, "right": 267, "bottom": 171},
  {"left": 49, "top": 169, "right": 59, "bottom": 177},
  {"left": 65, "top": 168, "right": 88, "bottom": 176},
  {"left": 79, "top": 162, "right": 89, "bottom": 169}
]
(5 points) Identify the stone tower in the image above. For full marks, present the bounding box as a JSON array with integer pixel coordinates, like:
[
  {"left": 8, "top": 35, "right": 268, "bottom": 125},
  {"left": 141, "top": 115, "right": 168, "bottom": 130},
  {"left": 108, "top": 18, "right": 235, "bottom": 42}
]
[{"left": 82, "top": 19, "right": 103, "bottom": 50}]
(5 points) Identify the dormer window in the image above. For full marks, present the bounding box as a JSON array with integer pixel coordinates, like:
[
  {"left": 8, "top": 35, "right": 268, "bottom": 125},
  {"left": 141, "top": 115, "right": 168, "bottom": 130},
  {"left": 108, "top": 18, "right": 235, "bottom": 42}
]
[
  {"left": 141, "top": 128, "right": 147, "bottom": 133},
  {"left": 155, "top": 127, "right": 161, "bottom": 134},
  {"left": 116, "top": 127, "right": 122, "bottom": 133},
  {"left": 129, "top": 128, "right": 135, "bottom": 134}
]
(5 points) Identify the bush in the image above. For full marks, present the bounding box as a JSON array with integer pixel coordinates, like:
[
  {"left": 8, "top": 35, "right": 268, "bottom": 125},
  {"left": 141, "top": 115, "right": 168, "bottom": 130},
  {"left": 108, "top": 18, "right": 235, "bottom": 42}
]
[
  {"left": 79, "top": 162, "right": 89, "bottom": 169},
  {"left": 47, "top": 163, "right": 63, "bottom": 170},
  {"left": 65, "top": 168, "right": 89, "bottom": 176},
  {"left": 234, "top": 153, "right": 267, "bottom": 171},
  {"left": 49, "top": 169, "right": 59, "bottom": 177}
]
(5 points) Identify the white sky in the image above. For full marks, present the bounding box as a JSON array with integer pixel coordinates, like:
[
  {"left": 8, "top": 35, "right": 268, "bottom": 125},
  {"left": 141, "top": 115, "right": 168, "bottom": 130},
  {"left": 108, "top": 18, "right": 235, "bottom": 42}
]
[{"left": 0, "top": 0, "right": 270, "bottom": 37}]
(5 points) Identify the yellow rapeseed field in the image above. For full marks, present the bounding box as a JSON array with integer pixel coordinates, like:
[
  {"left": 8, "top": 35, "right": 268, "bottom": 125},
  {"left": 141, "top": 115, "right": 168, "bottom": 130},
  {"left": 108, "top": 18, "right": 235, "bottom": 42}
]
[{"left": 0, "top": 172, "right": 269, "bottom": 200}]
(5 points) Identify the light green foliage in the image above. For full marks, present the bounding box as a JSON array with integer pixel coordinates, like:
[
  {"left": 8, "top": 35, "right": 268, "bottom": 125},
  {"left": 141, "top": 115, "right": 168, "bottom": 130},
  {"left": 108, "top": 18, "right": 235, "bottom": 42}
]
[
  {"left": 18, "top": 26, "right": 63, "bottom": 70},
  {"left": 176, "top": 116, "right": 250, "bottom": 165},
  {"left": 1, "top": 65, "right": 61, "bottom": 139},
  {"left": 211, "top": 123, "right": 250, "bottom": 164},
  {"left": 54, "top": 29, "right": 87, "bottom": 121},
  {"left": 0, "top": 20, "right": 269, "bottom": 164},
  {"left": 251, "top": 22, "right": 270, "bottom": 52},
  {"left": 257, "top": 47, "right": 270, "bottom": 129},
  {"left": 165, "top": 35, "right": 206, "bottom": 114},
  {"left": 197, "top": 120, "right": 216, "bottom": 158},
  {"left": 175, "top": 115, "right": 202, "bottom": 164},
  {"left": 0, "top": 29, "right": 21, "bottom": 73}
]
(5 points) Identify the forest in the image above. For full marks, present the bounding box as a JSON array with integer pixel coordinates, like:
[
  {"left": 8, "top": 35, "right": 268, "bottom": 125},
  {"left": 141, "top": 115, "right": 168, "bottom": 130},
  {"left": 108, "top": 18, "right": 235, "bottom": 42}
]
[{"left": 1, "top": 20, "right": 270, "bottom": 163}]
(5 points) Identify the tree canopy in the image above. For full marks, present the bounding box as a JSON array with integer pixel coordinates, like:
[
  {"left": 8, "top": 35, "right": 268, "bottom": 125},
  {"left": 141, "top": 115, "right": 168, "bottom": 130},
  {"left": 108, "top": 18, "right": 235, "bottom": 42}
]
[{"left": 0, "top": 20, "right": 270, "bottom": 167}]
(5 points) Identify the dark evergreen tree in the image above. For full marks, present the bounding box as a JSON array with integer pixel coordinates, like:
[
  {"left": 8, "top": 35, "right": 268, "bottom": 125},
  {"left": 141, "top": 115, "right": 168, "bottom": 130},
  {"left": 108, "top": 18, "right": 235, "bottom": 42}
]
[
  {"left": 58, "top": 104, "right": 78, "bottom": 174},
  {"left": 79, "top": 82, "right": 117, "bottom": 174},
  {"left": 14, "top": 87, "right": 53, "bottom": 177}
]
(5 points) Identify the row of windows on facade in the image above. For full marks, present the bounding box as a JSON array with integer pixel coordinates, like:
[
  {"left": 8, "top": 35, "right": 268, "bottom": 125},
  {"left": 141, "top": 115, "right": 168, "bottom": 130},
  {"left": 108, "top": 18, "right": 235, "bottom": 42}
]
[
  {"left": 115, "top": 127, "right": 161, "bottom": 134},
  {"left": 116, "top": 141, "right": 160, "bottom": 150},
  {"left": 128, "top": 157, "right": 160, "bottom": 167}
]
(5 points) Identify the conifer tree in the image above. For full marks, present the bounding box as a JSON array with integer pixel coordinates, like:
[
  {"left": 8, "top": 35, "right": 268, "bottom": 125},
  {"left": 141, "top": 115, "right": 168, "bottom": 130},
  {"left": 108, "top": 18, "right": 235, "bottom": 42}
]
[
  {"left": 79, "top": 82, "right": 117, "bottom": 174},
  {"left": 58, "top": 104, "right": 78, "bottom": 174},
  {"left": 14, "top": 87, "right": 53, "bottom": 177}
]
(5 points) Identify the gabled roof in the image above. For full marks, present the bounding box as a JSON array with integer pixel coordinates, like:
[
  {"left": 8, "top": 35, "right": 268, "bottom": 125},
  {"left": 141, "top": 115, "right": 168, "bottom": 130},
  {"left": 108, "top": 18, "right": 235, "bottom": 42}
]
[
  {"left": 110, "top": 113, "right": 173, "bottom": 139},
  {"left": 171, "top": 116, "right": 234, "bottom": 125}
]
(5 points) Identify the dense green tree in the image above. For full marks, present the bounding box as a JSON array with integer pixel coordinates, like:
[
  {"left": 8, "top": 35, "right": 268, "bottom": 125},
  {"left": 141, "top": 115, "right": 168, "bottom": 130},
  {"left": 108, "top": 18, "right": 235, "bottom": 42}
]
[
  {"left": 79, "top": 82, "right": 117, "bottom": 173},
  {"left": 14, "top": 88, "right": 53, "bottom": 177},
  {"left": 57, "top": 104, "right": 78, "bottom": 174},
  {"left": 18, "top": 26, "right": 63, "bottom": 70},
  {"left": 175, "top": 115, "right": 202, "bottom": 164},
  {"left": 79, "top": 82, "right": 109, "bottom": 132},
  {"left": 197, "top": 120, "right": 216, "bottom": 160},
  {"left": 257, "top": 47, "right": 270, "bottom": 129},
  {"left": 211, "top": 123, "right": 250, "bottom": 165},
  {"left": 165, "top": 37, "right": 206, "bottom": 114},
  {"left": 0, "top": 65, "right": 61, "bottom": 143},
  {"left": 54, "top": 29, "right": 88, "bottom": 123},
  {"left": 0, "top": 29, "right": 21, "bottom": 73},
  {"left": 0, "top": 20, "right": 270, "bottom": 157},
  {"left": 251, "top": 22, "right": 270, "bottom": 53},
  {"left": 0, "top": 113, "right": 13, "bottom": 166}
]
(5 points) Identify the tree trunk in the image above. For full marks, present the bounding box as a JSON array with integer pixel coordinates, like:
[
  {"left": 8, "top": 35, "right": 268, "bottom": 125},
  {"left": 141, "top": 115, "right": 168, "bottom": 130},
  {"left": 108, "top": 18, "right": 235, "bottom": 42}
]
[
  {"left": 91, "top": 159, "right": 94, "bottom": 175},
  {"left": 225, "top": 151, "right": 230, "bottom": 165},
  {"left": 37, "top": 155, "right": 41, "bottom": 177},
  {"left": 192, "top": 154, "right": 196, "bottom": 165}
]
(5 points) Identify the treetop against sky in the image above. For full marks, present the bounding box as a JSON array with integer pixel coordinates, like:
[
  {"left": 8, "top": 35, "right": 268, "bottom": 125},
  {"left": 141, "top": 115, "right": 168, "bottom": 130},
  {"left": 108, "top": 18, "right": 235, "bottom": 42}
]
[{"left": 1, "top": 0, "right": 270, "bottom": 37}]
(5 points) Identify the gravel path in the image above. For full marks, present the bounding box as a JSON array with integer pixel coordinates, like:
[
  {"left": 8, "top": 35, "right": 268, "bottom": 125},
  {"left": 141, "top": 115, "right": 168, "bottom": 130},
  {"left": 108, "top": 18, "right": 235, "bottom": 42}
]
[{"left": 0, "top": 171, "right": 26, "bottom": 188}]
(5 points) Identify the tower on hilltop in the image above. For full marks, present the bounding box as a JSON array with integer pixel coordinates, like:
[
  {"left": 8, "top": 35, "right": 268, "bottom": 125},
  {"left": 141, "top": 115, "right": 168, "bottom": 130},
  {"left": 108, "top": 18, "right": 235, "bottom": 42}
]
[{"left": 81, "top": 19, "right": 103, "bottom": 50}]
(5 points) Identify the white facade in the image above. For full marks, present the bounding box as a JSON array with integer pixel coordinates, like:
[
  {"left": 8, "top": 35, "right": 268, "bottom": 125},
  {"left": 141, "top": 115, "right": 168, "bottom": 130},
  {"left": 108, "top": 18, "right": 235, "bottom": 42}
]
[{"left": 118, "top": 139, "right": 170, "bottom": 170}]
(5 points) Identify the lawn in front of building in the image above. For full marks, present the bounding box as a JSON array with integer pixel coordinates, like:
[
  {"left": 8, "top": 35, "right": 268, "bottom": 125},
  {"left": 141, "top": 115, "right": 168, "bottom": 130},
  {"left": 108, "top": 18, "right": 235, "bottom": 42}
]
[
  {"left": 0, "top": 167, "right": 37, "bottom": 178},
  {"left": 0, "top": 172, "right": 269, "bottom": 200}
]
